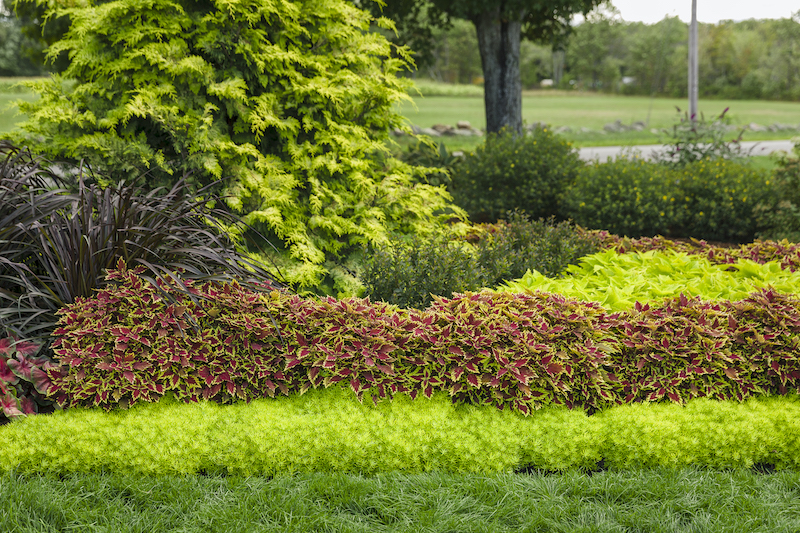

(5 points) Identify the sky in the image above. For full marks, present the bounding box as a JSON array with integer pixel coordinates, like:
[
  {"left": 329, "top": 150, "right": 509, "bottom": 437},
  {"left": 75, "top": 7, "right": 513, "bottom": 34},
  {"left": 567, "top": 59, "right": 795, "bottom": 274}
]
[{"left": 605, "top": 0, "right": 798, "bottom": 24}]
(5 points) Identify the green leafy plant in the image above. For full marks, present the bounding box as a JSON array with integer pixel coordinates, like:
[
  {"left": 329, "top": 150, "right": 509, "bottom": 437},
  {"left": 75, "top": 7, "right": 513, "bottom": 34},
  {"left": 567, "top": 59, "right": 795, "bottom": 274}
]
[
  {"left": 591, "top": 230, "right": 800, "bottom": 273},
  {"left": 654, "top": 107, "right": 749, "bottom": 168},
  {"left": 360, "top": 213, "right": 599, "bottom": 309},
  {"left": 755, "top": 139, "right": 800, "bottom": 242},
  {"left": 564, "top": 157, "right": 775, "bottom": 242},
  {"left": 499, "top": 249, "right": 800, "bottom": 312},
  {"left": 9, "top": 0, "right": 459, "bottom": 291},
  {"left": 0, "top": 142, "right": 281, "bottom": 346},
  {"left": 360, "top": 232, "right": 484, "bottom": 310},
  {"left": 449, "top": 126, "right": 581, "bottom": 223},
  {"left": 474, "top": 212, "right": 602, "bottom": 285}
]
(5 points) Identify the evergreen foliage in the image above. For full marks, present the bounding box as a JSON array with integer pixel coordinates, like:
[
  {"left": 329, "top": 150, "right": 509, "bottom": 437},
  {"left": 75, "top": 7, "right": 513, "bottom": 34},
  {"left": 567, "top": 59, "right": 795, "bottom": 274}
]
[{"left": 9, "top": 0, "right": 460, "bottom": 291}]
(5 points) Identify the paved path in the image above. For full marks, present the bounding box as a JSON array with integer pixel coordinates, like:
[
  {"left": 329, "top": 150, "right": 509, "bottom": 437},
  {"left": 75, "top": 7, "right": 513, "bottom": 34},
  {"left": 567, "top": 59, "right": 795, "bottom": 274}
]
[{"left": 578, "top": 140, "right": 796, "bottom": 162}]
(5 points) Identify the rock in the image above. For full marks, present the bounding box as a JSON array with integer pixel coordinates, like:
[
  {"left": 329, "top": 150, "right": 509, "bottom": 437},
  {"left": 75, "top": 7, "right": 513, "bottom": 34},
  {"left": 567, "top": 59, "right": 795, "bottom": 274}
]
[
  {"left": 451, "top": 129, "right": 474, "bottom": 136},
  {"left": 554, "top": 126, "right": 572, "bottom": 134},
  {"left": 748, "top": 122, "right": 767, "bottom": 132},
  {"left": 630, "top": 121, "right": 646, "bottom": 131},
  {"left": 650, "top": 128, "right": 660, "bottom": 134},
  {"left": 431, "top": 123, "right": 454, "bottom": 134},
  {"left": 603, "top": 120, "right": 625, "bottom": 133},
  {"left": 456, "top": 120, "right": 472, "bottom": 130},
  {"left": 391, "top": 128, "right": 406, "bottom": 136},
  {"left": 419, "top": 127, "right": 442, "bottom": 137},
  {"left": 410, "top": 125, "right": 422, "bottom": 134},
  {"left": 580, "top": 127, "right": 592, "bottom": 133}
]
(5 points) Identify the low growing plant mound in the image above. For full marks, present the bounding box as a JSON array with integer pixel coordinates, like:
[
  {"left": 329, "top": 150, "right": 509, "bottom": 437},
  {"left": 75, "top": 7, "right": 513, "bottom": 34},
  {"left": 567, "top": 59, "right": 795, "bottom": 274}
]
[
  {"left": 499, "top": 249, "right": 800, "bottom": 311},
  {"left": 38, "top": 262, "right": 800, "bottom": 416},
  {"left": 591, "top": 231, "right": 800, "bottom": 273},
  {"left": 2, "top": 390, "right": 800, "bottom": 475}
]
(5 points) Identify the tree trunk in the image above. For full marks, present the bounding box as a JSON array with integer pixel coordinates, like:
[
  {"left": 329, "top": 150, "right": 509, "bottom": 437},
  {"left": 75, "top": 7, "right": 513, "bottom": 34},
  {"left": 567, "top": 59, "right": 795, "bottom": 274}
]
[{"left": 473, "top": 6, "right": 524, "bottom": 134}]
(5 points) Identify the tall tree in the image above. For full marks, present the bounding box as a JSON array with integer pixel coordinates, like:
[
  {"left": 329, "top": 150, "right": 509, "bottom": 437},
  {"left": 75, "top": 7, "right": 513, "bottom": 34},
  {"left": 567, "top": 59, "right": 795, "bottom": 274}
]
[{"left": 365, "top": 0, "right": 605, "bottom": 134}]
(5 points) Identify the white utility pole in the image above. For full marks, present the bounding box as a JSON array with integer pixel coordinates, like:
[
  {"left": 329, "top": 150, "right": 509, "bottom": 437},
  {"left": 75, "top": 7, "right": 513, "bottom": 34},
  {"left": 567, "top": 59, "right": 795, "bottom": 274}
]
[{"left": 688, "top": 0, "right": 699, "bottom": 121}]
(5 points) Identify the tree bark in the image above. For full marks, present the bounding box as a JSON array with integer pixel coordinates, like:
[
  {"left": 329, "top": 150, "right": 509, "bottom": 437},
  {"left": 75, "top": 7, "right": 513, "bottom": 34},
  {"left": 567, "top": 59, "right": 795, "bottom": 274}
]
[{"left": 473, "top": 6, "right": 524, "bottom": 134}]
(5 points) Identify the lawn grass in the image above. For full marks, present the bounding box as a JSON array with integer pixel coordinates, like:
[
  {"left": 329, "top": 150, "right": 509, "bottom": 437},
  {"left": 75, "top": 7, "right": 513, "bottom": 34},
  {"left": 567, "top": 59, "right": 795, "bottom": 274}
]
[
  {"left": 3, "top": 469, "right": 800, "bottom": 532},
  {"left": 396, "top": 90, "right": 800, "bottom": 148}
]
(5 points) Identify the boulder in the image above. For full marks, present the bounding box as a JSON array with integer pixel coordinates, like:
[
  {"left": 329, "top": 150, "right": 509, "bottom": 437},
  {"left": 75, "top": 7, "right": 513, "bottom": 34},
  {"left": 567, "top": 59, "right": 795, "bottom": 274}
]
[{"left": 456, "top": 120, "right": 472, "bottom": 130}]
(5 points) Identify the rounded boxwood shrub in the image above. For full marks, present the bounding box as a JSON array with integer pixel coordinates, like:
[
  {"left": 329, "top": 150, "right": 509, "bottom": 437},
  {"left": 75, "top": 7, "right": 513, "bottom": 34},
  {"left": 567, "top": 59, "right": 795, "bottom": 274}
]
[{"left": 449, "top": 126, "right": 581, "bottom": 223}]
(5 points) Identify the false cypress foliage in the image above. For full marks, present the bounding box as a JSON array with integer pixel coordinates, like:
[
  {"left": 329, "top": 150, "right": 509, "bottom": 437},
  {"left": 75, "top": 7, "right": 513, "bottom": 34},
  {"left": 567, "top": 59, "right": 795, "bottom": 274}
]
[
  {"left": 44, "top": 262, "right": 800, "bottom": 416},
  {"left": 9, "top": 0, "right": 459, "bottom": 292}
]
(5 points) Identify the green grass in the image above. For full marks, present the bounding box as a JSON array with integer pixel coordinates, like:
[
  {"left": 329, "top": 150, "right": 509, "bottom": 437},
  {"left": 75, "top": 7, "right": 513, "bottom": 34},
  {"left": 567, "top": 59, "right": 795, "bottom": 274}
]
[
  {"left": 3, "top": 469, "right": 800, "bottom": 532},
  {"left": 397, "top": 89, "right": 800, "bottom": 148}
]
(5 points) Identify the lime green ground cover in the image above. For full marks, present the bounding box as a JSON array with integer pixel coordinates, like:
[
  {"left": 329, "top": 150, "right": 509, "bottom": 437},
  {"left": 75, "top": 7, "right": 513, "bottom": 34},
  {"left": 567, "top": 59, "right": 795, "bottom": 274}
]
[
  {"left": 499, "top": 249, "right": 800, "bottom": 312},
  {"left": 2, "top": 388, "right": 800, "bottom": 476}
]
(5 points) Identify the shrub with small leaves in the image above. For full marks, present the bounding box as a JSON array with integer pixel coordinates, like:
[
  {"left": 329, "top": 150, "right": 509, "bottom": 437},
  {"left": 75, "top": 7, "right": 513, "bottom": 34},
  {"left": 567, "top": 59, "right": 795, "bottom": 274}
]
[
  {"left": 755, "top": 140, "right": 800, "bottom": 242},
  {"left": 360, "top": 233, "right": 484, "bottom": 310},
  {"left": 564, "top": 157, "right": 775, "bottom": 242},
  {"left": 450, "top": 126, "right": 581, "bottom": 223},
  {"left": 474, "top": 212, "right": 602, "bottom": 286}
]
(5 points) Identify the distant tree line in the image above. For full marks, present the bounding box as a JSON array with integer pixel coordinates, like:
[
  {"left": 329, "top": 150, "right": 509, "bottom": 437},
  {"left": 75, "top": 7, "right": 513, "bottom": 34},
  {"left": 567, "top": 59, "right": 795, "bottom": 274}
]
[
  {"left": 0, "top": 9, "right": 47, "bottom": 76},
  {"left": 413, "top": 6, "right": 800, "bottom": 101}
]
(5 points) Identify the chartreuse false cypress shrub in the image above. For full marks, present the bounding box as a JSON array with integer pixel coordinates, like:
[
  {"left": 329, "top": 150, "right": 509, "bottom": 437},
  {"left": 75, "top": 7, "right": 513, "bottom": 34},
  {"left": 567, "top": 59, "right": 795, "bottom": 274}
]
[
  {"left": 9, "top": 0, "right": 460, "bottom": 293},
  {"left": 564, "top": 157, "right": 775, "bottom": 242},
  {"left": 449, "top": 126, "right": 581, "bottom": 223}
]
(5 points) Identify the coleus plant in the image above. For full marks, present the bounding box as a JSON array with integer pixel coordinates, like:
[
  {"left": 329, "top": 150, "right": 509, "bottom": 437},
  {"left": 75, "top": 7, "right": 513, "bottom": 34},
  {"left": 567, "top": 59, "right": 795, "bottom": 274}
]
[
  {"left": 0, "top": 336, "right": 58, "bottom": 422},
  {"left": 44, "top": 262, "right": 800, "bottom": 416},
  {"left": 590, "top": 230, "right": 800, "bottom": 273}
]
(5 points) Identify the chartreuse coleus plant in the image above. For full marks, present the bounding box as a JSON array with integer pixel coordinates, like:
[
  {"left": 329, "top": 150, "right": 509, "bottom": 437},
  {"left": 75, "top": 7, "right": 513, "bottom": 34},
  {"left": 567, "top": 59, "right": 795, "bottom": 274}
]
[
  {"left": 0, "top": 337, "right": 58, "bottom": 422},
  {"left": 9, "top": 0, "right": 462, "bottom": 293},
  {"left": 589, "top": 230, "right": 800, "bottom": 273},
  {"left": 499, "top": 249, "right": 800, "bottom": 312},
  {"left": 2, "top": 389, "right": 800, "bottom": 475}
]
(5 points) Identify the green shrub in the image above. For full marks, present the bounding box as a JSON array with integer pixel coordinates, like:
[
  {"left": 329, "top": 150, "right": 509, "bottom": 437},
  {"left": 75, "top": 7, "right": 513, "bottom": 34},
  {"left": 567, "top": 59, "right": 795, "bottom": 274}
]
[
  {"left": 755, "top": 140, "right": 800, "bottom": 242},
  {"left": 360, "top": 233, "right": 483, "bottom": 310},
  {"left": 475, "top": 212, "right": 602, "bottom": 285},
  {"left": 8, "top": 0, "right": 459, "bottom": 291},
  {"left": 562, "top": 157, "right": 679, "bottom": 238},
  {"left": 673, "top": 159, "right": 775, "bottom": 242},
  {"left": 360, "top": 214, "right": 600, "bottom": 309},
  {"left": 449, "top": 127, "right": 581, "bottom": 223},
  {"left": 564, "top": 157, "right": 775, "bottom": 242}
]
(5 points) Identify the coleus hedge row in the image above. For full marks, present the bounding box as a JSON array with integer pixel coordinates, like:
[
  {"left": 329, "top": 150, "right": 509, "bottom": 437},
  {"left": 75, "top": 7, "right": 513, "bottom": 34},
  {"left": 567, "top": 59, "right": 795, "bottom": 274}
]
[{"left": 46, "top": 261, "right": 800, "bottom": 415}]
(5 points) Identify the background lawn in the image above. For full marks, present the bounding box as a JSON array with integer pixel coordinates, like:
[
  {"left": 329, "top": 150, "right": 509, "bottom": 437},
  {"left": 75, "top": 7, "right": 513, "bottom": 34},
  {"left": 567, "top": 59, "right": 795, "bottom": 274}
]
[{"left": 396, "top": 88, "right": 800, "bottom": 148}]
